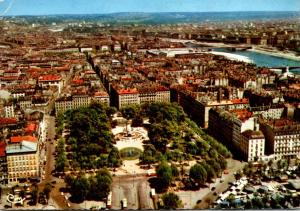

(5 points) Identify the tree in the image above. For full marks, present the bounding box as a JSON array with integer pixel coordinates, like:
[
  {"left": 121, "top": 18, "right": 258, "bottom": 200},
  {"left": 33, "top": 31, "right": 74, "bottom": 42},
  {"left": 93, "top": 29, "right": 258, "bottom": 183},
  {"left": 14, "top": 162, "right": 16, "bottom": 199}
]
[
  {"left": 55, "top": 138, "right": 67, "bottom": 172},
  {"left": 186, "top": 142, "right": 198, "bottom": 155},
  {"left": 206, "top": 159, "right": 221, "bottom": 176},
  {"left": 171, "top": 164, "right": 179, "bottom": 178},
  {"left": 69, "top": 175, "right": 90, "bottom": 202},
  {"left": 107, "top": 147, "right": 121, "bottom": 167},
  {"left": 161, "top": 192, "right": 182, "bottom": 209},
  {"left": 89, "top": 169, "right": 112, "bottom": 200},
  {"left": 202, "top": 162, "right": 216, "bottom": 182},
  {"left": 156, "top": 161, "right": 173, "bottom": 188},
  {"left": 132, "top": 115, "right": 143, "bottom": 127},
  {"left": 189, "top": 163, "right": 207, "bottom": 186},
  {"left": 140, "top": 144, "right": 157, "bottom": 165},
  {"left": 121, "top": 104, "right": 140, "bottom": 120}
]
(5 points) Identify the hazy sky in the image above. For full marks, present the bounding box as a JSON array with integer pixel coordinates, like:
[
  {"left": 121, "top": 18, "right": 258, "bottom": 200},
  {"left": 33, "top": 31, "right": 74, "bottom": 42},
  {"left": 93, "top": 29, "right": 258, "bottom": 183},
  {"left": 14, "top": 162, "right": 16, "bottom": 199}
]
[{"left": 0, "top": 0, "right": 299, "bottom": 16}]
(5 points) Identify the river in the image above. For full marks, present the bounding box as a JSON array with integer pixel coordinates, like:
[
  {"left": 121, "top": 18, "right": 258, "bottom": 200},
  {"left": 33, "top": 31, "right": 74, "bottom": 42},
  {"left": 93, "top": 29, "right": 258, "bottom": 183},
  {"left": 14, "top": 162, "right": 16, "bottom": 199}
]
[{"left": 212, "top": 48, "right": 300, "bottom": 74}]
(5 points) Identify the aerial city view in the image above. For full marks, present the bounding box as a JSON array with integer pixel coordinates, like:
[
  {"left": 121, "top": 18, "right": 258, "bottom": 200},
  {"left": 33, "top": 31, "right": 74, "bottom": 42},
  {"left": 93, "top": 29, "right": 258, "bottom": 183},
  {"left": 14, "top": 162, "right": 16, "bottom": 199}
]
[{"left": 0, "top": 0, "right": 300, "bottom": 210}]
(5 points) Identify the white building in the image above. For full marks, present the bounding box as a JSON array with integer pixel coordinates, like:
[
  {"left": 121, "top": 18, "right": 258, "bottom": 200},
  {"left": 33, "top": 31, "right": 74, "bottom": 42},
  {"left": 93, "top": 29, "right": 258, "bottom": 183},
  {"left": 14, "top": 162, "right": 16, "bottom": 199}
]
[
  {"left": 241, "top": 130, "right": 265, "bottom": 161},
  {"left": 4, "top": 104, "right": 14, "bottom": 118}
]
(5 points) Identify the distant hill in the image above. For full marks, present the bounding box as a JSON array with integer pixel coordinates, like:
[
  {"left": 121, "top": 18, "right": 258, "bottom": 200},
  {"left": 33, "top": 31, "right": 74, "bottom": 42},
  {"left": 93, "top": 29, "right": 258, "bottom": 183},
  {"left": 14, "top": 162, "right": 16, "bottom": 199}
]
[{"left": 4, "top": 11, "right": 299, "bottom": 25}]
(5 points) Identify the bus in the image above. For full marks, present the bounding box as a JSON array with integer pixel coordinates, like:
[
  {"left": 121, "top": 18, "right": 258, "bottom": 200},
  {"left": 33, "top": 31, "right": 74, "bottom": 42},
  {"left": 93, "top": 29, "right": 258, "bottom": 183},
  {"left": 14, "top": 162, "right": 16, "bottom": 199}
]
[{"left": 106, "top": 192, "right": 112, "bottom": 209}]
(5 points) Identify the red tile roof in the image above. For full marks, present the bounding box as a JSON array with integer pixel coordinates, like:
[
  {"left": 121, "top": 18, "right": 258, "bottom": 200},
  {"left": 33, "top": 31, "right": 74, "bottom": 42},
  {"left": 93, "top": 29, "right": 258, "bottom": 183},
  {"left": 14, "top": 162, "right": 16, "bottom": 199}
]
[
  {"left": 72, "top": 79, "right": 84, "bottom": 85},
  {"left": 0, "top": 141, "right": 6, "bottom": 157},
  {"left": 39, "top": 74, "right": 61, "bottom": 81},
  {"left": 231, "top": 98, "right": 249, "bottom": 104},
  {"left": 94, "top": 91, "right": 109, "bottom": 97},
  {"left": 25, "top": 123, "right": 37, "bottom": 133},
  {"left": 0, "top": 118, "right": 17, "bottom": 125},
  {"left": 10, "top": 136, "right": 37, "bottom": 143},
  {"left": 118, "top": 88, "right": 139, "bottom": 94}
]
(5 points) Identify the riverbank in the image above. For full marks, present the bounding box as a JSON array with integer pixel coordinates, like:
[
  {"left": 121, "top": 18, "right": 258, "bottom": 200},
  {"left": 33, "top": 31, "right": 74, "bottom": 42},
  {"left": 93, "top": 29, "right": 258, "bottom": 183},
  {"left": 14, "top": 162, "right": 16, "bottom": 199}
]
[
  {"left": 250, "top": 46, "right": 300, "bottom": 62},
  {"left": 178, "top": 39, "right": 300, "bottom": 62},
  {"left": 208, "top": 51, "right": 252, "bottom": 63}
]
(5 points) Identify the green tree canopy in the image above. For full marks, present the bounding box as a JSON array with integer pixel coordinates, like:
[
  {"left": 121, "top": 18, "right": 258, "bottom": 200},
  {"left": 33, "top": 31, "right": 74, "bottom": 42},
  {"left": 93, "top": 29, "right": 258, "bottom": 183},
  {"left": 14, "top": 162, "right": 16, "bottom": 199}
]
[
  {"left": 161, "top": 192, "right": 182, "bottom": 209},
  {"left": 156, "top": 161, "right": 173, "bottom": 187},
  {"left": 189, "top": 163, "right": 207, "bottom": 186}
]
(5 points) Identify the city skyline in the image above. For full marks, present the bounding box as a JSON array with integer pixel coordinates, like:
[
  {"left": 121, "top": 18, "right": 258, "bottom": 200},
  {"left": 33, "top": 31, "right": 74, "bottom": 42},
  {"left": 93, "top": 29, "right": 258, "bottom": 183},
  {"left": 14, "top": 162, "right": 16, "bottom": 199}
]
[{"left": 0, "top": 0, "right": 299, "bottom": 16}]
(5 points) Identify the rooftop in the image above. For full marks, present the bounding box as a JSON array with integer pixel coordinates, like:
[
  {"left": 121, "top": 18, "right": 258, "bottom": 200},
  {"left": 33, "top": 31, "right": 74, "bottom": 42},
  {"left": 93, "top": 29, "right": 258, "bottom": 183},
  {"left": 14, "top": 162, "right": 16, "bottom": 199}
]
[
  {"left": 0, "top": 118, "right": 17, "bottom": 125},
  {"left": 6, "top": 141, "right": 37, "bottom": 154},
  {"left": 10, "top": 135, "right": 37, "bottom": 143},
  {"left": 0, "top": 141, "right": 6, "bottom": 157},
  {"left": 39, "top": 74, "right": 62, "bottom": 81}
]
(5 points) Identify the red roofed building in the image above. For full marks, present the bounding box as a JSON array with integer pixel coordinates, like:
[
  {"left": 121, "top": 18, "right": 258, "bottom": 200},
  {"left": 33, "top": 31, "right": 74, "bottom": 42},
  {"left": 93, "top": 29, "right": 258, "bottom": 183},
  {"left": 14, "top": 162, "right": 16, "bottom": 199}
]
[
  {"left": 0, "top": 141, "right": 7, "bottom": 182},
  {"left": 260, "top": 119, "right": 300, "bottom": 160},
  {"left": 38, "top": 74, "right": 63, "bottom": 93},
  {"left": 0, "top": 118, "right": 17, "bottom": 126},
  {"left": 10, "top": 136, "right": 37, "bottom": 143},
  {"left": 111, "top": 83, "right": 170, "bottom": 109},
  {"left": 25, "top": 122, "right": 38, "bottom": 135}
]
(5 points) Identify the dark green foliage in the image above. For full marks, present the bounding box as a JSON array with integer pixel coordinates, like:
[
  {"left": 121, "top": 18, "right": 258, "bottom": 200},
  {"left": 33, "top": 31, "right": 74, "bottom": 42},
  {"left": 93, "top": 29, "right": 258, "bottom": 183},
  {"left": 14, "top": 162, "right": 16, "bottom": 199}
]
[
  {"left": 68, "top": 175, "right": 90, "bottom": 202},
  {"left": 143, "top": 102, "right": 186, "bottom": 123},
  {"left": 88, "top": 169, "right": 112, "bottom": 200},
  {"left": 108, "top": 147, "right": 121, "bottom": 167},
  {"left": 121, "top": 104, "right": 141, "bottom": 120},
  {"left": 156, "top": 161, "right": 173, "bottom": 188},
  {"left": 161, "top": 192, "right": 182, "bottom": 209},
  {"left": 140, "top": 144, "right": 158, "bottom": 165},
  {"left": 55, "top": 138, "right": 67, "bottom": 172},
  {"left": 171, "top": 164, "right": 179, "bottom": 178},
  {"left": 55, "top": 112, "right": 64, "bottom": 136},
  {"left": 65, "top": 169, "right": 112, "bottom": 202},
  {"left": 189, "top": 163, "right": 207, "bottom": 186},
  {"left": 62, "top": 103, "right": 120, "bottom": 170}
]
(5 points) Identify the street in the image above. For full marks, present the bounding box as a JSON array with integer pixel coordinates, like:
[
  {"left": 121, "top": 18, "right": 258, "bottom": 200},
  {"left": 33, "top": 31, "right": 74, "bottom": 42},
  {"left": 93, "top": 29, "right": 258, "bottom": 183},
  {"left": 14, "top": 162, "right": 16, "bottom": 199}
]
[
  {"left": 111, "top": 175, "right": 154, "bottom": 209},
  {"left": 195, "top": 159, "right": 246, "bottom": 209}
]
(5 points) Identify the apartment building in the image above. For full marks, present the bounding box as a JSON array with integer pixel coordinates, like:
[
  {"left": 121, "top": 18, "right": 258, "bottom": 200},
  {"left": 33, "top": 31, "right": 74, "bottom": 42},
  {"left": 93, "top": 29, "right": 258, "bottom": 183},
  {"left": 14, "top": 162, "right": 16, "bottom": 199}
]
[
  {"left": 55, "top": 95, "right": 90, "bottom": 114},
  {"left": 241, "top": 130, "right": 265, "bottom": 162},
  {"left": 111, "top": 86, "right": 171, "bottom": 109},
  {"left": 55, "top": 94, "right": 110, "bottom": 115},
  {"left": 38, "top": 74, "right": 63, "bottom": 94},
  {"left": 117, "top": 89, "right": 140, "bottom": 109},
  {"left": 0, "top": 141, "right": 7, "bottom": 184},
  {"left": 261, "top": 120, "right": 300, "bottom": 160},
  {"left": 209, "top": 108, "right": 265, "bottom": 161},
  {"left": 4, "top": 103, "right": 14, "bottom": 118},
  {"left": 6, "top": 141, "right": 39, "bottom": 183}
]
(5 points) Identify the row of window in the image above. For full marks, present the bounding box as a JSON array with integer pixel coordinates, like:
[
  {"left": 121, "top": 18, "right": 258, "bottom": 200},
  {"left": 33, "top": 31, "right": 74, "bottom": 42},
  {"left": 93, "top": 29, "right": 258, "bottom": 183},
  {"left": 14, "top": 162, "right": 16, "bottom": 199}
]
[
  {"left": 7, "top": 155, "right": 36, "bottom": 161},
  {"left": 8, "top": 165, "right": 37, "bottom": 172},
  {"left": 9, "top": 171, "right": 37, "bottom": 179}
]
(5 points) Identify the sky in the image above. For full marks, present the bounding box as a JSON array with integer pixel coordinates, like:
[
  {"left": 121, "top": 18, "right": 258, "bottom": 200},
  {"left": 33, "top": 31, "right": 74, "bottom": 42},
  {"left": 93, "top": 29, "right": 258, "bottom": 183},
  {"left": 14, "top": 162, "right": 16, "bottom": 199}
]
[{"left": 0, "top": 0, "right": 299, "bottom": 16}]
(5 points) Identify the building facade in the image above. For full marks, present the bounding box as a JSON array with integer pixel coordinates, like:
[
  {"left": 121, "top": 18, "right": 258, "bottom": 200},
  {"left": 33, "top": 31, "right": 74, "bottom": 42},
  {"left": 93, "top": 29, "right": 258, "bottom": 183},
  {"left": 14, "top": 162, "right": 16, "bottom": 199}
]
[
  {"left": 261, "top": 121, "right": 300, "bottom": 160},
  {"left": 241, "top": 130, "right": 265, "bottom": 161},
  {"left": 6, "top": 141, "right": 39, "bottom": 183}
]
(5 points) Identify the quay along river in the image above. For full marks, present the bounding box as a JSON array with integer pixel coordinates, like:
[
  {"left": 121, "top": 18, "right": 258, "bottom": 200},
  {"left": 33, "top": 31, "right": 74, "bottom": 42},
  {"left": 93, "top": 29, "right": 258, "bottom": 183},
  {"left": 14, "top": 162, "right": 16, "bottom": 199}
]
[{"left": 212, "top": 48, "right": 300, "bottom": 74}]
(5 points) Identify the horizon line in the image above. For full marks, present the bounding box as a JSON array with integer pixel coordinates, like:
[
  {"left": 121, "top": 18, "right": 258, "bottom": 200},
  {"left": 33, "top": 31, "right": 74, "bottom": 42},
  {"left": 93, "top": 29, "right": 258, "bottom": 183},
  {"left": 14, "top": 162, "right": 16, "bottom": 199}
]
[{"left": 3, "top": 10, "right": 299, "bottom": 17}]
